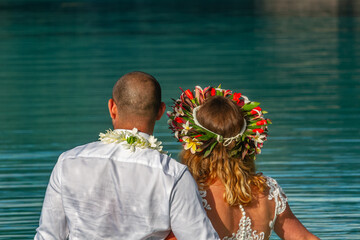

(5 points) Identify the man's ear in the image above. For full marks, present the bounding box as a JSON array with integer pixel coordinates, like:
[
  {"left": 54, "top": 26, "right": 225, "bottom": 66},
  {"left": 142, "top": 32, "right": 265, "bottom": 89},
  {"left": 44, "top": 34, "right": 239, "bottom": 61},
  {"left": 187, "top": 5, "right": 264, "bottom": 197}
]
[
  {"left": 156, "top": 102, "right": 166, "bottom": 120},
  {"left": 108, "top": 99, "right": 118, "bottom": 120}
]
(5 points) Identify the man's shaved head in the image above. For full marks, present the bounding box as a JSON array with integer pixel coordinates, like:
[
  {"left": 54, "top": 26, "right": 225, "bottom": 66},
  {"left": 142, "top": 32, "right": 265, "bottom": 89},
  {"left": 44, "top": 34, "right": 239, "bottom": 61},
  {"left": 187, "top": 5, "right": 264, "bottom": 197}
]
[{"left": 112, "top": 71, "right": 161, "bottom": 118}]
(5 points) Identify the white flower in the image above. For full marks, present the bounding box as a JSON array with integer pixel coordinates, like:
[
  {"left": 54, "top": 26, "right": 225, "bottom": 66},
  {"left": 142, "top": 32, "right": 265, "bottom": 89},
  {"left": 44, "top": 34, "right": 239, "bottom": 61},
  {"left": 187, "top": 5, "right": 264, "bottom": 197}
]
[
  {"left": 99, "top": 128, "right": 167, "bottom": 154},
  {"left": 174, "top": 131, "right": 179, "bottom": 139},
  {"left": 252, "top": 132, "right": 266, "bottom": 146},
  {"left": 175, "top": 106, "right": 184, "bottom": 116},
  {"left": 148, "top": 135, "right": 158, "bottom": 148},
  {"left": 182, "top": 136, "right": 202, "bottom": 154},
  {"left": 123, "top": 142, "right": 136, "bottom": 152},
  {"left": 242, "top": 95, "right": 250, "bottom": 104},
  {"left": 181, "top": 121, "right": 192, "bottom": 135},
  {"left": 132, "top": 128, "right": 138, "bottom": 135}
]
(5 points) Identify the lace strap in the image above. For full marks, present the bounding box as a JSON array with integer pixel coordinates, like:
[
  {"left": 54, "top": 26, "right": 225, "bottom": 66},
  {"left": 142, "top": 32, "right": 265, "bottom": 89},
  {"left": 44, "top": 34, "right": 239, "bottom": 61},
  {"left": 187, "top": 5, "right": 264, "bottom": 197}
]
[
  {"left": 266, "top": 176, "right": 288, "bottom": 229},
  {"left": 199, "top": 190, "right": 212, "bottom": 210}
]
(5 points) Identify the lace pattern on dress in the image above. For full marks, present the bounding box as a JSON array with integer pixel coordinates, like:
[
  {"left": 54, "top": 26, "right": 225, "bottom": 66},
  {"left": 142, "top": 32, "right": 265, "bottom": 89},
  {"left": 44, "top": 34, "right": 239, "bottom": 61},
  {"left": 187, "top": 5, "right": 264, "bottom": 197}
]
[
  {"left": 223, "top": 204, "right": 265, "bottom": 240},
  {"left": 199, "top": 190, "right": 211, "bottom": 210},
  {"left": 266, "top": 176, "right": 288, "bottom": 229},
  {"left": 200, "top": 176, "right": 287, "bottom": 240}
]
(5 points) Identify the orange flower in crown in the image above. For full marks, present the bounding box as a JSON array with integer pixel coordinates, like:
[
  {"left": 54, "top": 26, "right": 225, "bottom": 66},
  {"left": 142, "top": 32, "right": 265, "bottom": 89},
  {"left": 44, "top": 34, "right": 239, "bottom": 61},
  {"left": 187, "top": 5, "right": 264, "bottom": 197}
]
[{"left": 167, "top": 85, "right": 272, "bottom": 160}]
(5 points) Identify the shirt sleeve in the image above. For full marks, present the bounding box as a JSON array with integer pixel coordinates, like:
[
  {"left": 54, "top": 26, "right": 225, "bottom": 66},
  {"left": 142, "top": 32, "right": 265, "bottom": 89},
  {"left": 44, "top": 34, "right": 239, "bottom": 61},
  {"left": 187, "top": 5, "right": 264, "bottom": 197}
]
[
  {"left": 34, "top": 156, "right": 69, "bottom": 240},
  {"left": 169, "top": 169, "right": 220, "bottom": 240}
]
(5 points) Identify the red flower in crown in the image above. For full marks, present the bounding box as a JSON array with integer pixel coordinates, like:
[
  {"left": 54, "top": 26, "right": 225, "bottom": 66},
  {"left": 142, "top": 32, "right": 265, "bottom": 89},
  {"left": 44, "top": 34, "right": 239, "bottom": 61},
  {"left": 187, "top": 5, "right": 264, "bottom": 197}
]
[
  {"left": 251, "top": 106, "right": 262, "bottom": 115},
  {"left": 168, "top": 85, "right": 271, "bottom": 160},
  {"left": 253, "top": 128, "right": 264, "bottom": 134},
  {"left": 233, "top": 92, "right": 242, "bottom": 102},
  {"left": 256, "top": 120, "right": 267, "bottom": 126},
  {"left": 185, "top": 89, "right": 194, "bottom": 100},
  {"left": 224, "top": 89, "right": 232, "bottom": 97},
  {"left": 175, "top": 117, "right": 184, "bottom": 123}
]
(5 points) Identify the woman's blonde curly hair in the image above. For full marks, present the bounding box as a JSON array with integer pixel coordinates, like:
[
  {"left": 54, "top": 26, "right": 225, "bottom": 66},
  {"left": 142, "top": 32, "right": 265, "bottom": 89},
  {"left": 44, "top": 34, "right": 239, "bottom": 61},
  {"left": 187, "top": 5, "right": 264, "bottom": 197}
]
[{"left": 180, "top": 96, "right": 266, "bottom": 206}]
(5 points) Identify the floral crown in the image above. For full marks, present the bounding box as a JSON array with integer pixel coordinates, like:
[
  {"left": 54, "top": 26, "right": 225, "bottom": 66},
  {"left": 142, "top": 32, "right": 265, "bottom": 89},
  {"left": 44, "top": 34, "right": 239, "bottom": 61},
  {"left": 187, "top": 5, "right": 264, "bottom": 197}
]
[{"left": 167, "top": 86, "right": 271, "bottom": 160}]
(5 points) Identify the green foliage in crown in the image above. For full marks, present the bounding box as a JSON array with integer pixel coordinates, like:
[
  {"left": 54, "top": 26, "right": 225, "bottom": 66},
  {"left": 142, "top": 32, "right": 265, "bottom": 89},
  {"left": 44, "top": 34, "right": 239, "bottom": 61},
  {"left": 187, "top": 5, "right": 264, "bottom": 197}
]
[{"left": 167, "top": 86, "right": 271, "bottom": 160}]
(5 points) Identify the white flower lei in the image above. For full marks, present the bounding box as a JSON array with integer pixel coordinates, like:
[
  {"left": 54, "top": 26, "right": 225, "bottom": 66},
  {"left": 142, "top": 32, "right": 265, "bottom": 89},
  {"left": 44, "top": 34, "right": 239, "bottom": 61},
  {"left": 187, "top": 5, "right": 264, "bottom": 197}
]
[{"left": 99, "top": 128, "right": 166, "bottom": 154}]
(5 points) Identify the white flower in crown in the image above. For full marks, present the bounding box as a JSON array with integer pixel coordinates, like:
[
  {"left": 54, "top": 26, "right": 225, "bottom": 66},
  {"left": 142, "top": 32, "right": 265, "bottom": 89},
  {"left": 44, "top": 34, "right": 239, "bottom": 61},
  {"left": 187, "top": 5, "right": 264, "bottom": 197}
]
[
  {"left": 242, "top": 95, "right": 250, "bottom": 104},
  {"left": 181, "top": 121, "right": 192, "bottom": 135},
  {"left": 168, "top": 85, "right": 271, "bottom": 161},
  {"left": 252, "top": 132, "right": 266, "bottom": 147},
  {"left": 175, "top": 106, "right": 185, "bottom": 116},
  {"left": 167, "top": 111, "right": 173, "bottom": 118}
]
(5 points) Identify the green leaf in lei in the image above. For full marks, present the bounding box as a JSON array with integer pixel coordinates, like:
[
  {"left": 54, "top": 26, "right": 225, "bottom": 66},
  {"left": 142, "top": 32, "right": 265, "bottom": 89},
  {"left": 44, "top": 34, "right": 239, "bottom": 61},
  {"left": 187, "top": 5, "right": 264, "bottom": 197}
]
[
  {"left": 229, "top": 145, "right": 242, "bottom": 157},
  {"left": 126, "top": 136, "right": 136, "bottom": 144},
  {"left": 249, "top": 119, "right": 260, "bottom": 124},
  {"left": 243, "top": 102, "right": 260, "bottom": 111},
  {"left": 184, "top": 110, "right": 193, "bottom": 118},
  {"left": 194, "top": 97, "right": 200, "bottom": 105},
  {"left": 246, "top": 124, "right": 257, "bottom": 129},
  {"left": 203, "top": 141, "right": 217, "bottom": 158},
  {"left": 216, "top": 89, "right": 223, "bottom": 96},
  {"left": 195, "top": 134, "right": 213, "bottom": 141},
  {"left": 192, "top": 126, "right": 218, "bottom": 140}
]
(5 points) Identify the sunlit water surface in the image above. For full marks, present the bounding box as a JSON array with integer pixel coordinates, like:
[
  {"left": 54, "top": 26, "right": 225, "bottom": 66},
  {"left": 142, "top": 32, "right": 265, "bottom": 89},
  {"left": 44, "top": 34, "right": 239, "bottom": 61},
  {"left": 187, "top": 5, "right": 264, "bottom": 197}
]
[{"left": 0, "top": 1, "right": 359, "bottom": 239}]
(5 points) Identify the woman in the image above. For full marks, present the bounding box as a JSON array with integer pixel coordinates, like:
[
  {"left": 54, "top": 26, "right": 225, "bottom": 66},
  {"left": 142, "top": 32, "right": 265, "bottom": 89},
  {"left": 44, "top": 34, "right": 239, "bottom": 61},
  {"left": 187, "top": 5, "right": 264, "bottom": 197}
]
[{"left": 166, "top": 86, "right": 319, "bottom": 240}]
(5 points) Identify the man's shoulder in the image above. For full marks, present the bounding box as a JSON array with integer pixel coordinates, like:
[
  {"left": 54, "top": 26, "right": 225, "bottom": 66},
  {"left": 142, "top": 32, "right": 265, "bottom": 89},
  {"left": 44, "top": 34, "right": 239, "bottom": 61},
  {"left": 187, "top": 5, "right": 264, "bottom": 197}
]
[
  {"left": 157, "top": 152, "right": 188, "bottom": 180},
  {"left": 59, "top": 141, "right": 104, "bottom": 160},
  {"left": 126, "top": 147, "right": 188, "bottom": 180},
  {"left": 58, "top": 141, "right": 188, "bottom": 179}
]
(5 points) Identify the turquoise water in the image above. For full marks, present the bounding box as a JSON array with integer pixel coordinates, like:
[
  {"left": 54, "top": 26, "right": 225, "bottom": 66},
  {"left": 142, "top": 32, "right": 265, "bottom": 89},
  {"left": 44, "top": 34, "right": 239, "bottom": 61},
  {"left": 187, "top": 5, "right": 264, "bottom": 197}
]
[{"left": 1, "top": 1, "right": 359, "bottom": 239}]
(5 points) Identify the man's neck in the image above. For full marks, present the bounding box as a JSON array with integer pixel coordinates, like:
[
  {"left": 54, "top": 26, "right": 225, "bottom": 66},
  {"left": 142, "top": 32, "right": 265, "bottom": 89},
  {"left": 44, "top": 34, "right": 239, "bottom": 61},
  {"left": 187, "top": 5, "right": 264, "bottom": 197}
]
[
  {"left": 114, "top": 127, "right": 153, "bottom": 135},
  {"left": 114, "top": 121, "right": 155, "bottom": 135}
]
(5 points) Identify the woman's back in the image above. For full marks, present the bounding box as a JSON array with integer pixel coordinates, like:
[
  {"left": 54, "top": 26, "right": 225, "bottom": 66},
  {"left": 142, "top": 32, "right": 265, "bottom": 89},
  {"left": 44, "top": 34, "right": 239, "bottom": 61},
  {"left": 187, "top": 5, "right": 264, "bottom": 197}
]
[
  {"left": 202, "top": 176, "right": 285, "bottom": 240},
  {"left": 167, "top": 86, "right": 319, "bottom": 240}
]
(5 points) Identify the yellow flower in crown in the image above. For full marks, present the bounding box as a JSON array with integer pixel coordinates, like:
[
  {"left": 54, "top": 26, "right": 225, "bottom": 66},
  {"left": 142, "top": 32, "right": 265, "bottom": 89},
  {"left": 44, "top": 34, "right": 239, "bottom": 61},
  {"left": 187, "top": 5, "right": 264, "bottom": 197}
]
[
  {"left": 167, "top": 85, "right": 271, "bottom": 159},
  {"left": 182, "top": 136, "right": 202, "bottom": 154}
]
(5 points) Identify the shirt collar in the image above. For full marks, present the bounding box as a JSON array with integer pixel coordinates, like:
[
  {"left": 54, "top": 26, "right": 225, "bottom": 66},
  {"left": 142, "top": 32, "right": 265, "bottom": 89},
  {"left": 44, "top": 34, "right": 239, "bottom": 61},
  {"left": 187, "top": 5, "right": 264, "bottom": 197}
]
[{"left": 113, "top": 128, "right": 151, "bottom": 140}]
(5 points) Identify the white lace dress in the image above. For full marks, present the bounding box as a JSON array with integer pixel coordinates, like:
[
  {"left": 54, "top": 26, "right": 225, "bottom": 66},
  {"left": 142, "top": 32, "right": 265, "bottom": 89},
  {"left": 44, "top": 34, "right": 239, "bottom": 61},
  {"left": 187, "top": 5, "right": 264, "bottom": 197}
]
[{"left": 199, "top": 176, "right": 288, "bottom": 240}]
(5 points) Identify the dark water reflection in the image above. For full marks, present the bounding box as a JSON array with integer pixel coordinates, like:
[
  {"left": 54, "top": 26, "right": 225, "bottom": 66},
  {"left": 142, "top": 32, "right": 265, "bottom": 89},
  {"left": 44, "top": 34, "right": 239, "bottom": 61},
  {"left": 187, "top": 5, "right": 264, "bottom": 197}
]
[{"left": 0, "top": 1, "right": 359, "bottom": 239}]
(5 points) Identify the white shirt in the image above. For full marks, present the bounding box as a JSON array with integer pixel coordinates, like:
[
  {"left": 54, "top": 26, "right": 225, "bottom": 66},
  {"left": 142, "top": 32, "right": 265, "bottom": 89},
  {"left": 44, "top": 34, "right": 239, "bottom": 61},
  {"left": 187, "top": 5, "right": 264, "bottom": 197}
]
[{"left": 35, "top": 130, "right": 219, "bottom": 240}]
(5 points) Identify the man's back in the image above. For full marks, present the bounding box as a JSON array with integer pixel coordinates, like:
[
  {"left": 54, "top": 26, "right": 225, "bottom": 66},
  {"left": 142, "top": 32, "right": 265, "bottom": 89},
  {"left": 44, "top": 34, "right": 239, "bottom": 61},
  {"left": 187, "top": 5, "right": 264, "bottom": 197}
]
[{"left": 35, "top": 130, "right": 218, "bottom": 240}]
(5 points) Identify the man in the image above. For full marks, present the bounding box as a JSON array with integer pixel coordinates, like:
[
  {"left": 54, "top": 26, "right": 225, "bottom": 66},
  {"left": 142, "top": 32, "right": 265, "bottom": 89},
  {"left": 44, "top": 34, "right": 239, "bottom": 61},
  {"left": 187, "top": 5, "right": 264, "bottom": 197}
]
[{"left": 34, "top": 71, "right": 219, "bottom": 240}]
